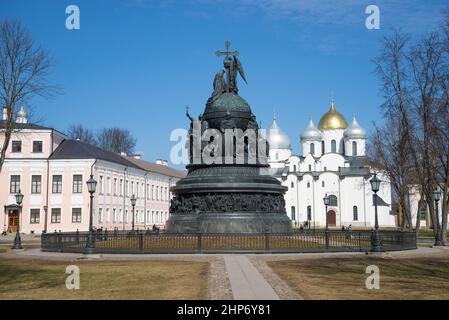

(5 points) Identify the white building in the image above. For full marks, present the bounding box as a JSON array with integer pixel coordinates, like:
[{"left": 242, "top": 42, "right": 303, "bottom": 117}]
[
  {"left": 0, "top": 107, "right": 185, "bottom": 234},
  {"left": 268, "top": 99, "right": 397, "bottom": 228}
]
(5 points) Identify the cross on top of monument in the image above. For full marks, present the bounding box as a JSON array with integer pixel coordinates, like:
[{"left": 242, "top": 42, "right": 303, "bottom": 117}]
[{"left": 215, "top": 40, "right": 239, "bottom": 60}]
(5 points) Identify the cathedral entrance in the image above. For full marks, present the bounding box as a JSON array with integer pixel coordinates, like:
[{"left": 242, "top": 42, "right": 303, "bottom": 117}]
[{"left": 327, "top": 210, "right": 336, "bottom": 227}]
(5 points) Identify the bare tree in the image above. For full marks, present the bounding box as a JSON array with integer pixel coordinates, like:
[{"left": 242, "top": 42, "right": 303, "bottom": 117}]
[
  {"left": 66, "top": 124, "right": 97, "bottom": 145},
  {"left": 371, "top": 11, "right": 449, "bottom": 243},
  {"left": 407, "top": 30, "right": 446, "bottom": 241},
  {"left": 371, "top": 120, "right": 414, "bottom": 230},
  {"left": 96, "top": 127, "right": 136, "bottom": 154},
  {"left": 371, "top": 30, "right": 415, "bottom": 230},
  {"left": 0, "top": 18, "right": 57, "bottom": 174}
]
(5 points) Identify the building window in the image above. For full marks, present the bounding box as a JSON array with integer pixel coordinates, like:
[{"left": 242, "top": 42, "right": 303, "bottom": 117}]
[
  {"left": 98, "top": 208, "right": 103, "bottom": 224},
  {"left": 120, "top": 179, "right": 123, "bottom": 196},
  {"left": 324, "top": 166, "right": 327, "bottom": 171},
  {"left": 352, "top": 141, "right": 357, "bottom": 156},
  {"left": 72, "top": 208, "right": 82, "bottom": 223},
  {"left": 113, "top": 178, "right": 117, "bottom": 195},
  {"left": 10, "top": 175, "right": 20, "bottom": 193},
  {"left": 32, "top": 141, "right": 43, "bottom": 153},
  {"left": 31, "top": 175, "right": 42, "bottom": 194},
  {"left": 328, "top": 195, "right": 338, "bottom": 206},
  {"left": 72, "top": 174, "right": 83, "bottom": 193},
  {"left": 308, "top": 164, "right": 312, "bottom": 171},
  {"left": 125, "top": 210, "right": 129, "bottom": 223},
  {"left": 307, "top": 182, "right": 310, "bottom": 188},
  {"left": 119, "top": 209, "right": 123, "bottom": 223},
  {"left": 321, "top": 141, "right": 325, "bottom": 154},
  {"left": 293, "top": 165, "right": 297, "bottom": 172},
  {"left": 322, "top": 181, "right": 325, "bottom": 187},
  {"left": 51, "top": 208, "right": 61, "bottom": 223},
  {"left": 331, "top": 140, "right": 337, "bottom": 153},
  {"left": 353, "top": 206, "right": 358, "bottom": 221},
  {"left": 310, "top": 143, "right": 315, "bottom": 155},
  {"left": 291, "top": 182, "right": 294, "bottom": 188},
  {"left": 112, "top": 208, "right": 116, "bottom": 223},
  {"left": 30, "top": 209, "right": 40, "bottom": 224},
  {"left": 126, "top": 180, "right": 129, "bottom": 196},
  {"left": 52, "top": 175, "right": 62, "bottom": 193},
  {"left": 291, "top": 206, "right": 296, "bottom": 221},
  {"left": 99, "top": 176, "right": 104, "bottom": 194},
  {"left": 11, "top": 140, "right": 22, "bottom": 153},
  {"left": 107, "top": 177, "right": 111, "bottom": 194},
  {"left": 307, "top": 206, "right": 312, "bottom": 221}
]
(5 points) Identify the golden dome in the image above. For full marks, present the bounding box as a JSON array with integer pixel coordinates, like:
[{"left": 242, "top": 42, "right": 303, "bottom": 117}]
[{"left": 318, "top": 99, "right": 348, "bottom": 130}]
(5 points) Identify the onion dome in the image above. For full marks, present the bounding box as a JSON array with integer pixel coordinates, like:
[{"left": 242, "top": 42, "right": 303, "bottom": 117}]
[
  {"left": 318, "top": 98, "right": 348, "bottom": 130},
  {"left": 268, "top": 114, "right": 291, "bottom": 150},
  {"left": 344, "top": 116, "right": 366, "bottom": 139},
  {"left": 300, "top": 118, "right": 322, "bottom": 141},
  {"left": 16, "top": 106, "right": 28, "bottom": 124}
]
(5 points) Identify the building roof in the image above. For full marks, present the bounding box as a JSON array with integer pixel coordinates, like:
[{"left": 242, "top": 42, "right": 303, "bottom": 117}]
[
  {"left": 0, "top": 120, "right": 52, "bottom": 131},
  {"left": 124, "top": 156, "right": 187, "bottom": 179},
  {"left": 0, "top": 120, "right": 67, "bottom": 137},
  {"left": 50, "top": 139, "right": 142, "bottom": 169}
]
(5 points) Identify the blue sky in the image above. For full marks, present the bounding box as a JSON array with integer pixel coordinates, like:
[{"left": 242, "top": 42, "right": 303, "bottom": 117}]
[{"left": 1, "top": 0, "right": 447, "bottom": 168}]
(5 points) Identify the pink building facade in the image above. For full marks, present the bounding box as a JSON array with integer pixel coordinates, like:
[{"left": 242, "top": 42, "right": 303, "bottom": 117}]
[{"left": 0, "top": 108, "right": 185, "bottom": 234}]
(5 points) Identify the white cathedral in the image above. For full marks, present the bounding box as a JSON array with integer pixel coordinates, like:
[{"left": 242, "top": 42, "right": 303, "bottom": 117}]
[{"left": 267, "top": 99, "right": 397, "bottom": 228}]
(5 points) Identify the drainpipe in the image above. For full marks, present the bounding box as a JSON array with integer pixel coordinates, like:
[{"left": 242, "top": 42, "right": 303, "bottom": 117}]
[
  {"left": 144, "top": 172, "right": 148, "bottom": 229},
  {"left": 123, "top": 167, "right": 127, "bottom": 231}
]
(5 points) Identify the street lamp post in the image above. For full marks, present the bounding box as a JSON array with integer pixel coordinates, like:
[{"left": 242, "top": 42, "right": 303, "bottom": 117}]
[
  {"left": 11, "top": 190, "right": 24, "bottom": 250},
  {"left": 370, "top": 173, "right": 383, "bottom": 252},
  {"left": 131, "top": 194, "right": 137, "bottom": 231},
  {"left": 432, "top": 187, "right": 443, "bottom": 246},
  {"left": 323, "top": 195, "right": 330, "bottom": 249},
  {"left": 84, "top": 175, "right": 97, "bottom": 254}
]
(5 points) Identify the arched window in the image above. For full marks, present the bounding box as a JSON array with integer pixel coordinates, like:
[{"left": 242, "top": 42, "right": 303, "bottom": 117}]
[
  {"left": 307, "top": 206, "right": 312, "bottom": 221},
  {"left": 293, "top": 165, "right": 297, "bottom": 172},
  {"left": 321, "top": 141, "right": 325, "bottom": 154},
  {"left": 331, "top": 140, "right": 337, "bottom": 153},
  {"left": 328, "top": 195, "right": 338, "bottom": 206},
  {"left": 352, "top": 141, "right": 357, "bottom": 156},
  {"left": 308, "top": 164, "right": 312, "bottom": 171},
  {"left": 307, "top": 182, "right": 310, "bottom": 188},
  {"left": 291, "top": 182, "right": 294, "bottom": 188},
  {"left": 353, "top": 206, "right": 358, "bottom": 221},
  {"left": 291, "top": 206, "right": 296, "bottom": 221},
  {"left": 310, "top": 143, "right": 315, "bottom": 155}
]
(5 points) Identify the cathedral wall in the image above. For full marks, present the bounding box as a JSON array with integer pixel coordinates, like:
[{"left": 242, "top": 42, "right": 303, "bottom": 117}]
[{"left": 322, "top": 129, "right": 345, "bottom": 155}]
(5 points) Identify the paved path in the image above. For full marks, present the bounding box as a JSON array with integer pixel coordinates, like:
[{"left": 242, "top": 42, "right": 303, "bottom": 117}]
[{"left": 224, "top": 255, "right": 279, "bottom": 300}]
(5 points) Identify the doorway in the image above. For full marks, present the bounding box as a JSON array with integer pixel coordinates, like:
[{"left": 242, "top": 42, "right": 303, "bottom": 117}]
[
  {"left": 327, "top": 210, "right": 336, "bottom": 227},
  {"left": 8, "top": 210, "right": 19, "bottom": 233}
]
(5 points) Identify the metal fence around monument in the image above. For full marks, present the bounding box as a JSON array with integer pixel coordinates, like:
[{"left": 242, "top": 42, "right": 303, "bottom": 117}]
[{"left": 41, "top": 229, "right": 417, "bottom": 254}]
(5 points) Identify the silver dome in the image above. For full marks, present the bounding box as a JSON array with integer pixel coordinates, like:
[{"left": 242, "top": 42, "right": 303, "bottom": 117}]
[
  {"left": 17, "top": 106, "right": 27, "bottom": 118},
  {"left": 300, "top": 119, "right": 322, "bottom": 141},
  {"left": 268, "top": 116, "right": 291, "bottom": 150},
  {"left": 344, "top": 117, "right": 366, "bottom": 139}
]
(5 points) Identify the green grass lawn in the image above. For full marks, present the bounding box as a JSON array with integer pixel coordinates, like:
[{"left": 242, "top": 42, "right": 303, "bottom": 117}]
[
  {"left": 0, "top": 259, "right": 210, "bottom": 300},
  {"left": 269, "top": 257, "right": 449, "bottom": 300}
]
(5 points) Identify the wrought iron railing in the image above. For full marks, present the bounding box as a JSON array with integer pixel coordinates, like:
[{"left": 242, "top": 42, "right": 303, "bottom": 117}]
[{"left": 41, "top": 229, "right": 417, "bottom": 254}]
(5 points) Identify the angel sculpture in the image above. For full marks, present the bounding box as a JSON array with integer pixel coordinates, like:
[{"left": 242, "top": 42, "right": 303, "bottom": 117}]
[{"left": 229, "top": 55, "right": 247, "bottom": 94}]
